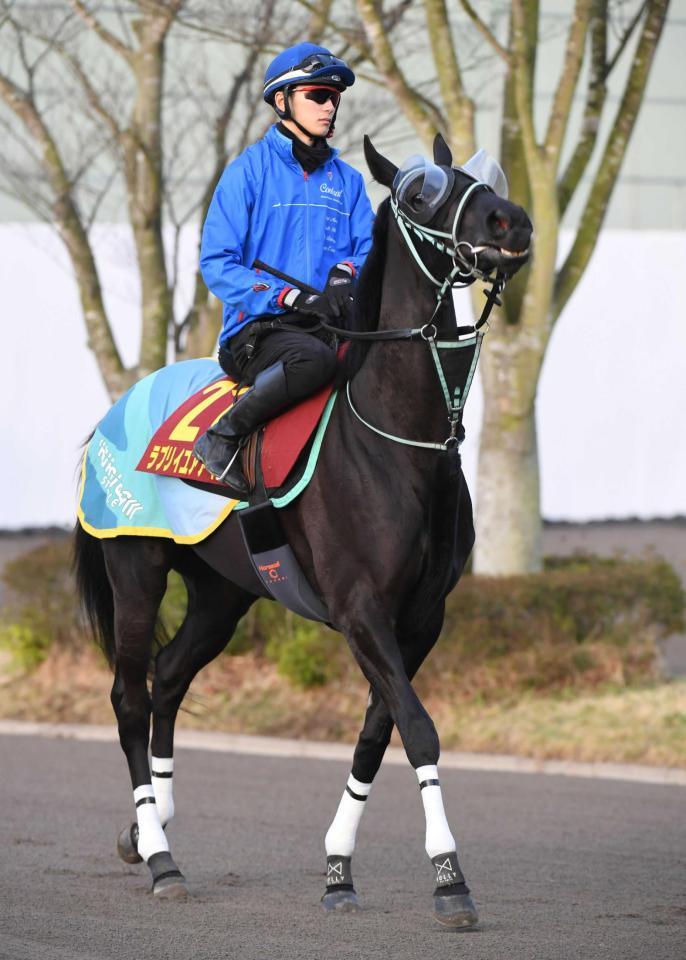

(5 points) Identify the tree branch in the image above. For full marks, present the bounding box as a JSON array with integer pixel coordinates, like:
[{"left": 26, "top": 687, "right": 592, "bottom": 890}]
[
  {"left": 553, "top": 0, "right": 670, "bottom": 320},
  {"left": 67, "top": 0, "right": 134, "bottom": 62},
  {"left": 606, "top": 0, "right": 649, "bottom": 75},
  {"left": 0, "top": 69, "right": 127, "bottom": 395},
  {"left": 557, "top": 1, "right": 607, "bottom": 216},
  {"left": 456, "top": 0, "right": 511, "bottom": 63},
  {"left": 36, "top": 30, "right": 123, "bottom": 142},
  {"left": 543, "top": 0, "right": 593, "bottom": 162},
  {"left": 424, "top": 0, "right": 475, "bottom": 157},
  {"left": 510, "top": 0, "right": 542, "bottom": 168},
  {"left": 355, "top": 0, "right": 441, "bottom": 148},
  {"left": 293, "top": 0, "right": 415, "bottom": 60},
  {"left": 307, "top": 0, "right": 333, "bottom": 42}
]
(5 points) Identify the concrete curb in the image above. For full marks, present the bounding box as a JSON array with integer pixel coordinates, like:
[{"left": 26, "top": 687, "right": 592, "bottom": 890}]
[{"left": 1, "top": 719, "right": 684, "bottom": 787}]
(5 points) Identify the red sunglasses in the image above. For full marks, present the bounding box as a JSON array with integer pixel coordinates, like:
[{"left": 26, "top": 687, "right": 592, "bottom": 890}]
[{"left": 295, "top": 86, "right": 341, "bottom": 108}]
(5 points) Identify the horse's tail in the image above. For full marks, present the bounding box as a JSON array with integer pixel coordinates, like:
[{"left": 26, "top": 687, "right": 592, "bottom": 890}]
[{"left": 73, "top": 521, "right": 116, "bottom": 669}]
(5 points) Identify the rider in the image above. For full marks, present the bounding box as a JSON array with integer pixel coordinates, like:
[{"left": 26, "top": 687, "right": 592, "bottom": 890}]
[{"left": 193, "top": 42, "right": 374, "bottom": 494}]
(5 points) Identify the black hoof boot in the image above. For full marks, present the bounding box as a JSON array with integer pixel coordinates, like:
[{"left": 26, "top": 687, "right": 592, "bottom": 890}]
[
  {"left": 148, "top": 851, "right": 188, "bottom": 899},
  {"left": 430, "top": 852, "right": 478, "bottom": 930},
  {"left": 322, "top": 856, "right": 360, "bottom": 913},
  {"left": 117, "top": 823, "right": 143, "bottom": 864},
  {"left": 433, "top": 892, "right": 479, "bottom": 929}
]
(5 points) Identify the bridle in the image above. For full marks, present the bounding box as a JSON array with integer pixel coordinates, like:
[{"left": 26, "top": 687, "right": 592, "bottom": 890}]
[
  {"left": 391, "top": 178, "right": 496, "bottom": 290},
  {"left": 334, "top": 173, "right": 506, "bottom": 451},
  {"left": 253, "top": 171, "right": 509, "bottom": 451}
]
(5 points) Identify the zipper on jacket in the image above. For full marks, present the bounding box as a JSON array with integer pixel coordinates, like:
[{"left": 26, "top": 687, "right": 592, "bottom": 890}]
[{"left": 303, "top": 170, "right": 311, "bottom": 288}]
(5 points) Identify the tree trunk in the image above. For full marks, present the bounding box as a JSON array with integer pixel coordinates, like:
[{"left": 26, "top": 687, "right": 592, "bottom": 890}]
[
  {"left": 124, "top": 15, "right": 173, "bottom": 379},
  {"left": 473, "top": 168, "right": 557, "bottom": 574},
  {"left": 182, "top": 290, "right": 223, "bottom": 360},
  {"left": 475, "top": 334, "right": 543, "bottom": 574}
]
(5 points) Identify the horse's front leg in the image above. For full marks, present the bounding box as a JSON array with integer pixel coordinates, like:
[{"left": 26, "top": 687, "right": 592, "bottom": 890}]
[
  {"left": 327, "top": 594, "right": 477, "bottom": 929},
  {"left": 322, "top": 605, "right": 444, "bottom": 912}
]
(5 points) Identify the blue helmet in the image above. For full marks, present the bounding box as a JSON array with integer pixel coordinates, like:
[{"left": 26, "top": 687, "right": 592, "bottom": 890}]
[{"left": 263, "top": 43, "right": 355, "bottom": 105}]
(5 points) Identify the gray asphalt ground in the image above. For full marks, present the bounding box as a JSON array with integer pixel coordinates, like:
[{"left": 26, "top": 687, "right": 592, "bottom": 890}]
[{"left": 1, "top": 734, "right": 684, "bottom": 960}]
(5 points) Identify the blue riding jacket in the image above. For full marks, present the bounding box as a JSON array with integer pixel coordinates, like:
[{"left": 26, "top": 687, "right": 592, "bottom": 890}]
[{"left": 200, "top": 124, "right": 375, "bottom": 346}]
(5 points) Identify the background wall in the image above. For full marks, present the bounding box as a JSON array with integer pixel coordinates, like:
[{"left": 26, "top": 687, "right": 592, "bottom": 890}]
[
  {"left": 1, "top": 2, "right": 684, "bottom": 529},
  {"left": 1, "top": 223, "right": 684, "bottom": 528}
]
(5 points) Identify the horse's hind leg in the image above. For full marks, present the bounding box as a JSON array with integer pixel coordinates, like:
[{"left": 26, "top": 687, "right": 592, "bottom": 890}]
[
  {"left": 104, "top": 538, "right": 186, "bottom": 897},
  {"left": 147, "top": 553, "right": 255, "bottom": 837},
  {"left": 322, "top": 605, "right": 445, "bottom": 914}
]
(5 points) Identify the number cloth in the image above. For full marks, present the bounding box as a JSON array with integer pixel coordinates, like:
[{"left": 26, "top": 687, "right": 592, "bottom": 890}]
[{"left": 77, "top": 358, "right": 336, "bottom": 543}]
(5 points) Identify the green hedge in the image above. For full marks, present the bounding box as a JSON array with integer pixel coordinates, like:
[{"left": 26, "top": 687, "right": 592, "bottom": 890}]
[
  {"left": 1, "top": 539, "right": 683, "bottom": 696},
  {"left": 0, "top": 539, "right": 84, "bottom": 669},
  {"left": 427, "top": 553, "right": 685, "bottom": 699}
]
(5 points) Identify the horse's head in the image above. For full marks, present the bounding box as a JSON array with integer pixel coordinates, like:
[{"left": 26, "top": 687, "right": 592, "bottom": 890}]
[{"left": 364, "top": 134, "right": 532, "bottom": 284}]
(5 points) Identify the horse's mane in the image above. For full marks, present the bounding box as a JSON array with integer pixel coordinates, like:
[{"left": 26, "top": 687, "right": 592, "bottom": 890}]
[{"left": 335, "top": 196, "right": 390, "bottom": 385}]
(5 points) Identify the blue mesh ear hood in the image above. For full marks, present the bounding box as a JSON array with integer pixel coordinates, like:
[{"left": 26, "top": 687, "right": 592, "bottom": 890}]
[{"left": 263, "top": 43, "right": 355, "bottom": 103}]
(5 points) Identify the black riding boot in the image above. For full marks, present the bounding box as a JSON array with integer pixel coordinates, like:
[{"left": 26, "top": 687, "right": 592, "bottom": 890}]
[{"left": 193, "top": 363, "right": 289, "bottom": 495}]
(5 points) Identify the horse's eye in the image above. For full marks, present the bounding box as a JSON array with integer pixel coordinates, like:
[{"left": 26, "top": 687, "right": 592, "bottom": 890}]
[{"left": 410, "top": 194, "right": 425, "bottom": 210}]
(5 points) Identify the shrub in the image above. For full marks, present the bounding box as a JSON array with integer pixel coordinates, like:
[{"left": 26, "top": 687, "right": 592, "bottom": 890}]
[
  {"left": 0, "top": 621, "right": 52, "bottom": 671},
  {"left": 265, "top": 612, "right": 341, "bottom": 688},
  {"left": 2, "top": 539, "right": 683, "bottom": 698},
  {"left": 429, "top": 553, "right": 685, "bottom": 700},
  {"left": 0, "top": 537, "right": 85, "bottom": 669}
]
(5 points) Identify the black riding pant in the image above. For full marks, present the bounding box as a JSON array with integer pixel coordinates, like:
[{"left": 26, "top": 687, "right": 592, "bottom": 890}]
[{"left": 218, "top": 319, "right": 337, "bottom": 403}]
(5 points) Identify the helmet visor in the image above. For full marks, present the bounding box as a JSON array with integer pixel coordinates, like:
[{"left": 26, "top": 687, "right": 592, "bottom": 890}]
[{"left": 298, "top": 53, "right": 347, "bottom": 73}]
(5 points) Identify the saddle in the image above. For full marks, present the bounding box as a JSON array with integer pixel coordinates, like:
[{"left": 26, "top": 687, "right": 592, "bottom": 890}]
[{"left": 137, "top": 374, "right": 335, "bottom": 500}]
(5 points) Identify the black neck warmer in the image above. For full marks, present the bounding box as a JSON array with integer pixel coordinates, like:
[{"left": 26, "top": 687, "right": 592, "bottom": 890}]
[{"left": 277, "top": 122, "right": 331, "bottom": 173}]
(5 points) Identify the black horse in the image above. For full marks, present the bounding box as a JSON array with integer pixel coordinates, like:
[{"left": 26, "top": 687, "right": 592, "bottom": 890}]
[{"left": 74, "top": 134, "right": 532, "bottom": 928}]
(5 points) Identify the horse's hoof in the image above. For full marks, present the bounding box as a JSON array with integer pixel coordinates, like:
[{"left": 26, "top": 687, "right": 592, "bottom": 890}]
[
  {"left": 433, "top": 892, "right": 479, "bottom": 929},
  {"left": 153, "top": 874, "right": 189, "bottom": 899},
  {"left": 321, "top": 888, "right": 360, "bottom": 913},
  {"left": 117, "top": 824, "right": 143, "bottom": 864},
  {"left": 148, "top": 851, "right": 187, "bottom": 899}
]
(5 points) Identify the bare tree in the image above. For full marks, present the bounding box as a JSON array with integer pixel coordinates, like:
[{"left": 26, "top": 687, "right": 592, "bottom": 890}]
[
  {"left": 352, "top": 0, "right": 671, "bottom": 574},
  {"left": 0, "top": 0, "right": 400, "bottom": 397}
]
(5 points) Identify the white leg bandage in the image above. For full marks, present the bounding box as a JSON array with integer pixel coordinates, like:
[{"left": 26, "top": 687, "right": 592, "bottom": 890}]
[
  {"left": 151, "top": 756, "right": 174, "bottom": 826},
  {"left": 133, "top": 784, "right": 169, "bottom": 862},
  {"left": 325, "top": 774, "right": 372, "bottom": 857},
  {"left": 416, "top": 765, "right": 456, "bottom": 858}
]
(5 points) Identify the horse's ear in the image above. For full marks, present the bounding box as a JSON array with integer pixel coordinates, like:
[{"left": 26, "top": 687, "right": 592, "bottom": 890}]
[
  {"left": 433, "top": 132, "right": 453, "bottom": 167},
  {"left": 364, "top": 135, "right": 398, "bottom": 188}
]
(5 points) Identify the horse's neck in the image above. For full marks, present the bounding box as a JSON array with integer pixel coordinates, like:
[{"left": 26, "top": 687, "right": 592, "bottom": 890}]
[{"left": 352, "top": 230, "right": 450, "bottom": 448}]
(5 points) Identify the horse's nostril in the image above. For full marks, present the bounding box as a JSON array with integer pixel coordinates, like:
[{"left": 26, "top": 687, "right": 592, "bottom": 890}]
[{"left": 490, "top": 212, "right": 510, "bottom": 234}]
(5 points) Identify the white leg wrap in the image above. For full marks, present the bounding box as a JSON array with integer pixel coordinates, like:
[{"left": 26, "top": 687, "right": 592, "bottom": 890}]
[
  {"left": 416, "top": 765, "right": 456, "bottom": 859},
  {"left": 151, "top": 756, "right": 174, "bottom": 826},
  {"left": 133, "top": 784, "right": 169, "bottom": 862},
  {"left": 325, "top": 774, "right": 372, "bottom": 857}
]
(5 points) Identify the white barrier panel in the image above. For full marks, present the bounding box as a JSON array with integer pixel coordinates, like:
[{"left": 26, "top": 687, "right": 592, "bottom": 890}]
[{"left": 1, "top": 224, "right": 685, "bottom": 527}]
